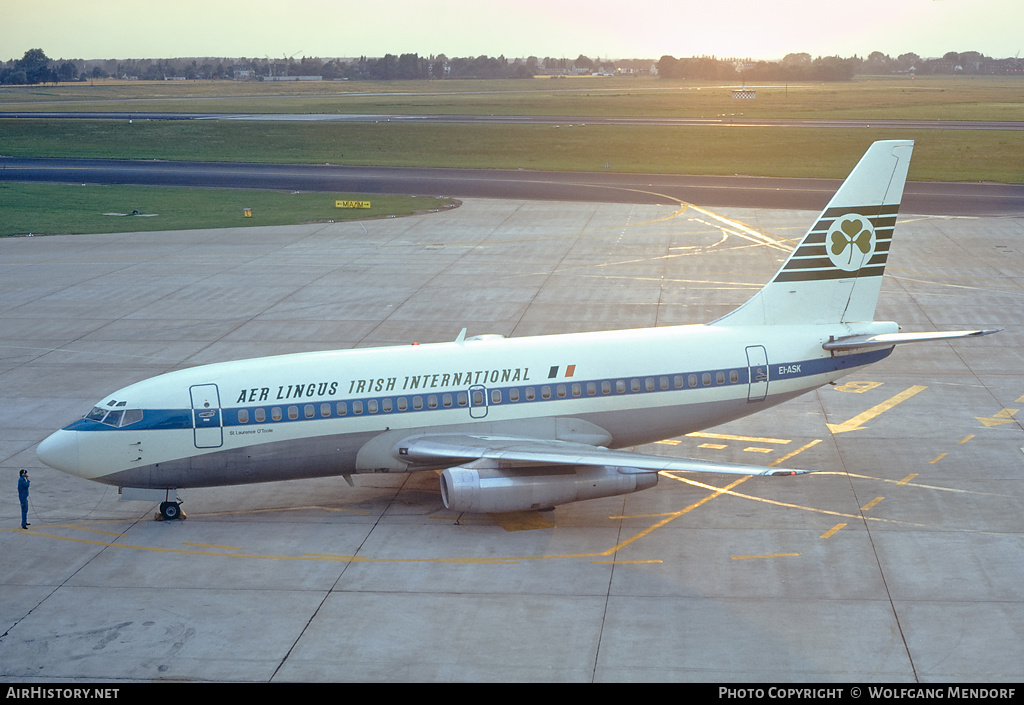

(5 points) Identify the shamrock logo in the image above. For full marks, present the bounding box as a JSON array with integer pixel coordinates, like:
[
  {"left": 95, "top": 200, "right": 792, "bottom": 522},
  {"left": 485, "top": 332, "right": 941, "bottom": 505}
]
[{"left": 826, "top": 214, "right": 874, "bottom": 272}]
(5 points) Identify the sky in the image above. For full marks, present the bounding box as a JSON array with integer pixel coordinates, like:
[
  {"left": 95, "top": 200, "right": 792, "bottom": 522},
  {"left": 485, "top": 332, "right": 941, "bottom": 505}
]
[{"left": 2, "top": 0, "right": 1020, "bottom": 63}]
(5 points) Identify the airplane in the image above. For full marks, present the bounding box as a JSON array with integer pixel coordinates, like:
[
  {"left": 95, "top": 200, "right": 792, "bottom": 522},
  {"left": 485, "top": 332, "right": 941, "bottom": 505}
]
[{"left": 37, "top": 140, "right": 997, "bottom": 520}]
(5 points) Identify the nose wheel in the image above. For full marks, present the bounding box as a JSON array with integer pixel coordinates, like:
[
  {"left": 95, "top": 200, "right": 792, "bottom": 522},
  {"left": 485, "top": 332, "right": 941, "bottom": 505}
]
[{"left": 158, "top": 501, "right": 185, "bottom": 521}]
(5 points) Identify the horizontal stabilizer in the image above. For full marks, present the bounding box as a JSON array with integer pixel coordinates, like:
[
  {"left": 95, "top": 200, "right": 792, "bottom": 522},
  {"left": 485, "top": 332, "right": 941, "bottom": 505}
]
[
  {"left": 823, "top": 329, "right": 1000, "bottom": 351},
  {"left": 399, "top": 434, "right": 810, "bottom": 477}
]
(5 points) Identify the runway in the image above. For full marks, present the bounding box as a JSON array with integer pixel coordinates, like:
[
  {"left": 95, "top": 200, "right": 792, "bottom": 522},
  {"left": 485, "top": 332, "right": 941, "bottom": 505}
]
[
  {"left": 3, "top": 156, "right": 1023, "bottom": 216},
  {"left": 1, "top": 197, "right": 1022, "bottom": 682}
]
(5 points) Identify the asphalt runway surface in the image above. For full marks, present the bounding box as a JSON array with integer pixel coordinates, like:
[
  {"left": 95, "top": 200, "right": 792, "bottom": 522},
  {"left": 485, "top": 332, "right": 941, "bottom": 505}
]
[{"left": 3, "top": 156, "right": 1023, "bottom": 217}]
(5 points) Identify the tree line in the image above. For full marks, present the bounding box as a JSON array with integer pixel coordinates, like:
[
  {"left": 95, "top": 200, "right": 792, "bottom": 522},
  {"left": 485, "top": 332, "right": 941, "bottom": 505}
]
[
  {"left": 3, "top": 48, "right": 1021, "bottom": 86},
  {"left": 656, "top": 50, "right": 1022, "bottom": 82}
]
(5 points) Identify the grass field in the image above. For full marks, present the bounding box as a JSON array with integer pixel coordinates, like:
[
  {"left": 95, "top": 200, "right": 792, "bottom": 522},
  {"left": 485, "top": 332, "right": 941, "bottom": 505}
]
[
  {"left": 2, "top": 120, "right": 1021, "bottom": 182},
  {"left": 2, "top": 76, "right": 1023, "bottom": 121},
  {"left": 0, "top": 183, "right": 456, "bottom": 237}
]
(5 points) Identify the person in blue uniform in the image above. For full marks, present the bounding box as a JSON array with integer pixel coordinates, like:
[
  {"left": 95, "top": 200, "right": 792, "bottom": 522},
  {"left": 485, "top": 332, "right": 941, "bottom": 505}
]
[{"left": 18, "top": 469, "right": 30, "bottom": 529}]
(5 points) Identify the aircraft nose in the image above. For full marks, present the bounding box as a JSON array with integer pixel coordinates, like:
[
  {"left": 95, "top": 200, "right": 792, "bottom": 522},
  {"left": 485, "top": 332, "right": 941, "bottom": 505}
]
[{"left": 37, "top": 430, "right": 81, "bottom": 476}]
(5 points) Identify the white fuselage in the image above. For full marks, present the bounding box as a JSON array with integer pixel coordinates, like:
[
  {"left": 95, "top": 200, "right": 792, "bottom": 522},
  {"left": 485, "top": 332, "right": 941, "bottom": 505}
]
[{"left": 37, "top": 320, "right": 897, "bottom": 490}]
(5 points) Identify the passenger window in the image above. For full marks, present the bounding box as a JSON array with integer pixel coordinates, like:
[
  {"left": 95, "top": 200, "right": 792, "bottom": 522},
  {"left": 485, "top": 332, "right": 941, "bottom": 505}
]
[
  {"left": 631, "top": 379, "right": 641, "bottom": 392},
  {"left": 491, "top": 389, "right": 502, "bottom": 404},
  {"left": 572, "top": 383, "right": 582, "bottom": 397},
  {"left": 702, "top": 373, "right": 711, "bottom": 386},
  {"left": 368, "top": 399, "right": 378, "bottom": 414},
  {"left": 413, "top": 396, "right": 423, "bottom": 410},
  {"left": 541, "top": 386, "right": 551, "bottom": 399},
  {"left": 602, "top": 381, "right": 611, "bottom": 394},
  {"left": 238, "top": 409, "right": 249, "bottom": 424},
  {"left": 352, "top": 401, "right": 363, "bottom": 415},
  {"left": 321, "top": 403, "right": 331, "bottom": 417},
  {"left": 689, "top": 374, "right": 698, "bottom": 388},
  {"left": 586, "top": 382, "right": 596, "bottom": 396},
  {"left": 427, "top": 395, "right": 438, "bottom": 409},
  {"left": 510, "top": 388, "right": 520, "bottom": 402},
  {"left": 457, "top": 392, "right": 468, "bottom": 407},
  {"left": 443, "top": 394, "right": 453, "bottom": 408},
  {"left": 645, "top": 378, "right": 655, "bottom": 391},
  {"left": 398, "top": 397, "right": 408, "bottom": 411},
  {"left": 382, "top": 399, "right": 393, "bottom": 412},
  {"left": 730, "top": 370, "right": 739, "bottom": 383},
  {"left": 272, "top": 407, "right": 282, "bottom": 421},
  {"left": 556, "top": 385, "right": 566, "bottom": 398},
  {"left": 304, "top": 404, "right": 315, "bottom": 418},
  {"left": 255, "top": 408, "right": 266, "bottom": 423},
  {"left": 525, "top": 387, "right": 536, "bottom": 401},
  {"left": 288, "top": 406, "right": 298, "bottom": 420},
  {"left": 336, "top": 402, "right": 347, "bottom": 417},
  {"left": 674, "top": 375, "right": 684, "bottom": 389},
  {"left": 616, "top": 380, "right": 626, "bottom": 393},
  {"left": 716, "top": 371, "right": 725, "bottom": 385}
]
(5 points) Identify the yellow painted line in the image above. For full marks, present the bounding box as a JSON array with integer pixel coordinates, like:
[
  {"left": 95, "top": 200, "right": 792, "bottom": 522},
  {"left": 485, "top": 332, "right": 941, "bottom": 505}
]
[
  {"left": 930, "top": 453, "right": 947, "bottom": 464},
  {"left": 731, "top": 553, "right": 800, "bottom": 560},
  {"left": 688, "top": 431, "right": 791, "bottom": 444},
  {"left": 861, "top": 497, "right": 885, "bottom": 511},
  {"left": 1016, "top": 394, "right": 1024, "bottom": 403},
  {"left": 769, "top": 439, "right": 821, "bottom": 467},
  {"left": 820, "top": 523, "right": 847, "bottom": 539},
  {"left": 744, "top": 446, "right": 774, "bottom": 454},
  {"left": 976, "top": 408, "right": 1019, "bottom": 427},
  {"left": 302, "top": 553, "right": 519, "bottom": 565},
  {"left": 827, "top": 385, "right": 928, "bottom": 434},
  {"left": 816, "top": 471, "right": 1012, "bottom": 498},
  {"left": 698, "top": 443, "right": 728, "bottom": 449},
  {"left": 897, "top": 473, "right": 918, "bottom": 485},
  {"left": 592, "top": 559, "right": 664, "bottom": 565},
  {"left": 958, "top": 434, "right": 975, "bottom": 445},
  {"left": 183, "top": 542, "right": 241, "bottom": 550},
  {"left": 655, "top": 439, "right": 681, "bottom": 445}
]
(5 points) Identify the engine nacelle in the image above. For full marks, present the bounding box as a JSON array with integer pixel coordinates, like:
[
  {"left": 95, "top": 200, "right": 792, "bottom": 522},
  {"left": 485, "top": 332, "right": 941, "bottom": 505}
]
[{"left": 439, "top": 464, "right": 658, "bottom": 513}]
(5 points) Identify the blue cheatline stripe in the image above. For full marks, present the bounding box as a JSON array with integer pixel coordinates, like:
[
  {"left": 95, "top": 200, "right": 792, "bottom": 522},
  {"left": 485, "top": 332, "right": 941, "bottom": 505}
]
[{"left": 63, "top": 348, "right": 893, "bottom": 434}]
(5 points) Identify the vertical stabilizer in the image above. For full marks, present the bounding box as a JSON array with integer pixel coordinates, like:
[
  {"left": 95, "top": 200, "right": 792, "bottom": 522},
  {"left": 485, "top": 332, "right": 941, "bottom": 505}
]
[{"left": 713, "top": 140, "right": 913, "bottom": 326}]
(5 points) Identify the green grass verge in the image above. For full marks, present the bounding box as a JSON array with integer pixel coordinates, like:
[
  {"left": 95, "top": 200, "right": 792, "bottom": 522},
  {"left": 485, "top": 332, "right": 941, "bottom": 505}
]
[
  {"left": 2, "top": 119, "right": 1021, "bottom": 182},
  {"left": 2, "top": 76, "right": 1023, "bottom": 122},
  {"left": 0, "top": 183, "right": 457, "bottom": 237}
]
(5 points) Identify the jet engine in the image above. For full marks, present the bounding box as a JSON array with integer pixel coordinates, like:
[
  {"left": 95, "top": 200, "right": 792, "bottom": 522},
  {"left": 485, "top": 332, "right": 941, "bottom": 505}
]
[{"left": 439, "top": 464, "right": 658, "bottom": 513}]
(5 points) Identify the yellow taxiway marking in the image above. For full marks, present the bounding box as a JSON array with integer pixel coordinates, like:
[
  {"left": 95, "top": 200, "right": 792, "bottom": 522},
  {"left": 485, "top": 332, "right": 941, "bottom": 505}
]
[
  {"left": 699, "top": 443, "right": 728, "bottom": 449},
  {"left": 930, "top": 453, "right": 948, "bottom": 464},
  {"left": 958, "top": 434, "right": 975, "bottom": 445},
  {"left": 820, "top": 523, "right": 847, "bottom": 539},
  {"left": 860, "top": 497, "right": 885, "bottom": 511},
  {"left": 897, "top": 473, "right": 918, "bottom": 485},
  {"left": 975, "top": 408, "right": 1019, "bottom": 427},
  {"left": 592, "top": 559, "right": 664, "bottom": 565},
  {"left": 826, "top": 385, "right": 927, "bottom": 434},
  {"left": 833, "top": 380, "right": 884, "bottom": 394},
  {"left": 744, "top": 446, "right": 774, "bottom": 454},
  {"left": 731, "top": 553, "right": 800, "bottom": 560},
  {"left": 183, "top": 542, "right": 241, "bottom": 551},
  {"left": 688, "top": 431, "right": 792, "bottom": 444}
]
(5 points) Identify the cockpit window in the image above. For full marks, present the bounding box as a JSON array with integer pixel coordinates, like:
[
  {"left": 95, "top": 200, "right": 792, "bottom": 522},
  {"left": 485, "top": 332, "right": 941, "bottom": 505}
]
[{"left": 86, "top": 406, "right": 143, "bottom": 428}]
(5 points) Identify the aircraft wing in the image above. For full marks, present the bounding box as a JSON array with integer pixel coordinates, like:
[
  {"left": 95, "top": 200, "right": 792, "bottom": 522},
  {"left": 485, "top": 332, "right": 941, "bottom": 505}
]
[
  {"left": 823, "top": 329, "right": 999, "bottom": 351},
  {"left": 399, "top": 433, "right": 808, "bottom": 476}
]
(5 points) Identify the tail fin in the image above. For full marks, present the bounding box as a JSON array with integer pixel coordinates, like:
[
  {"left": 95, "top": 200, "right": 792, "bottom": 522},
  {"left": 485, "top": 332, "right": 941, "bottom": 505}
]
[{"left": 713, "top": 140, "right": 913, "bottom": 326}]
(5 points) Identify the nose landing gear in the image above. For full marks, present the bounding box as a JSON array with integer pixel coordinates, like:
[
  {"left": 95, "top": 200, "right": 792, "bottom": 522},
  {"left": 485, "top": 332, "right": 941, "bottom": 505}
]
[{"left": 158, "top": 500, "right": 185, "bottom": 521}]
